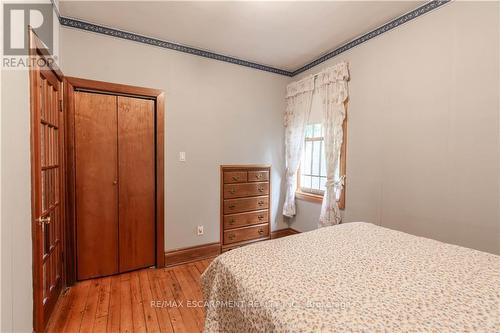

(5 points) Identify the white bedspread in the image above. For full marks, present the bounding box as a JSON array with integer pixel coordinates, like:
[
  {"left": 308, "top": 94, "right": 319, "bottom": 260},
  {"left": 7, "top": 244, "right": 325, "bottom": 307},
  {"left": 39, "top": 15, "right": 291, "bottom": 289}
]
[{"left": 201, "top": 222, "right": 500, "bottom": 332}]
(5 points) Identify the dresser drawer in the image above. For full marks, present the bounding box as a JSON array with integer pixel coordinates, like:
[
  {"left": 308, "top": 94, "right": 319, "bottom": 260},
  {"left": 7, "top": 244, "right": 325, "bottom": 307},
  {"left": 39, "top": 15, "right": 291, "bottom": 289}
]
[
  {"left": 223, "top": 182, "right": 269, "bottom": 199},
  {"left": 224, "top": 224, "right": 269, "bottom": 244},
  {"left": 224, "top": 210, "right": 268, "bottom": 229},
  {"left": 223, "top": 171, "right": 247, "bottom": 184},
  {"left": 248, "top": 170, "right": 269, "bottom": 182},
  {"left": 223, "top": 196, "right": 269, "bottom": 214}
]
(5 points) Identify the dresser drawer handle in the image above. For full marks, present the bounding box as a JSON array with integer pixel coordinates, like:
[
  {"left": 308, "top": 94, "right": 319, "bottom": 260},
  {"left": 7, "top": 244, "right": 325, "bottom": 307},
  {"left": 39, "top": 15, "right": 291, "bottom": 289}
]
[
  {"left": 256, "top": 174, "right": 263, "bottom": 179},
  {"left": 232, "top": 176, "right": 239, "bottom": 181},
  {"left": 229, "top": 188, "right": 236, "bottom": 194},
  {"left": 229, "top": 204, "right": 236, "bottom": 209},
  {"left": 258, "top": 229, "right": 264, "bottom": 235},
  {"left": 258, "top": 200, "right": 264, "bottom": 206},
  {"left": 258, "top": 187, "right": 264, "bottom": 192},
  {"left": 258, "top": 215, "right": 264, "bottom": 220},
  {"left": 228, "top": 219, "right": 235, "bottom": 225},
  {"left": 228, "top": 233, "right": 235, "bottom": 240}
]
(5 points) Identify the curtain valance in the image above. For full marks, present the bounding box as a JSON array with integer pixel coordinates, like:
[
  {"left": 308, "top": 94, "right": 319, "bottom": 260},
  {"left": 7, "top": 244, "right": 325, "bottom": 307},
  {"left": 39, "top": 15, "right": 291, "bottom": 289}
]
[
  {"left": 285, "top": 62, "right": 349, "bottom": 100},
  {"left": 285, "top": 75, "right": 315, "bottom": 98},
  {"left": 316, "top": 62, "right": 349, "bottom": 105},
  {"left": 315, "top": 62, "right": 349, "bottom": 86}
]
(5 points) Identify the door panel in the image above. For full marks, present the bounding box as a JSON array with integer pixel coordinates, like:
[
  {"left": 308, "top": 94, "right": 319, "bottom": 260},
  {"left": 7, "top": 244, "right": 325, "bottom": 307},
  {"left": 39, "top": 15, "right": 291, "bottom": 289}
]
[
  {"left": 118, "top": 96, "right": 156, "bottom": 271},
  {"left": 75, "top": 92, "right": 119, "bottom": 280},
  {"left": 40, "top": 76, "right": 63, "bottom": 319},
  {"left": 31, "top": 57, "right": 64, "bottom": 332}
]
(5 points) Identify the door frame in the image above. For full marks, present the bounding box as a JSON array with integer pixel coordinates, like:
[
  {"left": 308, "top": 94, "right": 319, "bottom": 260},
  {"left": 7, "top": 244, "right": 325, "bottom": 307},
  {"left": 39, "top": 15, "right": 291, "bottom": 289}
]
[
  {"left": 28, "top": 27, "right": 65, "bottom": 333},
  {"left": 64, "top": 77, "right": 165, "bottom": 284}
]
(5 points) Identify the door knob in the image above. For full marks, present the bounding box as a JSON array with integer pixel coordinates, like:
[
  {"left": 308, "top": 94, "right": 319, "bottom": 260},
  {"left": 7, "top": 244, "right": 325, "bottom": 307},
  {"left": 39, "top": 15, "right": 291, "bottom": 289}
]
[
  {"left": 113, "top": 180, "right": 118, "bottom": 185},
  {"left": 36, "top": 216, "right": 51, "bottom": 225}
]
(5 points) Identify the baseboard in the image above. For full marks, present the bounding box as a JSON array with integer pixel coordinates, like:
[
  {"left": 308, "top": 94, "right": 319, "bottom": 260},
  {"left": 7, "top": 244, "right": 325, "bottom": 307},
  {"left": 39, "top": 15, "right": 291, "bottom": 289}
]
[
  {"left": 270, "top": 228, "right": 300, "bottom": 239},
  {"left": 165, "top": 229, "right": 300, "bottom": 267},
  {"left": 164, "top": 242, "right": 221, "bottom": 267}
]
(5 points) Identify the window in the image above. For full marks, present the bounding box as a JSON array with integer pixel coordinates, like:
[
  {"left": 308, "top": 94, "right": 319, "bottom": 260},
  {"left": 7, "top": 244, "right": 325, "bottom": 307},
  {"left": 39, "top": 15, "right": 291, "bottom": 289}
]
[
  {"left": 299, "top": 123, "right": 328, "bottom": 194},
  {"left": 296, "top": 121, "right": 346, "bottom": 209}
]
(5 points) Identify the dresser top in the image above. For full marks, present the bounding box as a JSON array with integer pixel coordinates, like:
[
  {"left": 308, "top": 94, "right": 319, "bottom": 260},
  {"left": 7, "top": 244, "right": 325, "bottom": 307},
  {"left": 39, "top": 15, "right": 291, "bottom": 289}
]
[{"left": 221, "top": 164, "right": 271, "bottom": 170}]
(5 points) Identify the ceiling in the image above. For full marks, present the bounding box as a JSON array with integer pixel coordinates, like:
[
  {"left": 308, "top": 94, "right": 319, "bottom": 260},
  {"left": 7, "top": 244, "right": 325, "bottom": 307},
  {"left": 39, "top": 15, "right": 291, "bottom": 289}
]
[{"left": 59, "top": 1, "right": 425, "bottom": 71}]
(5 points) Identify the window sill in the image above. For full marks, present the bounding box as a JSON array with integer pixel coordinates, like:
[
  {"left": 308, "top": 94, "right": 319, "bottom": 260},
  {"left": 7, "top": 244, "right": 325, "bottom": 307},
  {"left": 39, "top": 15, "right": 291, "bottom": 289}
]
[
  {"left": 296, "top": 191, "right": 346, "bottom": 210},
  {"left": 296, "top": 191, "right": 323, "bottom": 204}
]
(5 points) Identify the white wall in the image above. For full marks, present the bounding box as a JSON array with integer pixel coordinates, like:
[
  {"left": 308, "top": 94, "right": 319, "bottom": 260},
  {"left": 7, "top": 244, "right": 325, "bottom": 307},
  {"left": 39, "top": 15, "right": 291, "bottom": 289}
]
[
  {"left": 60, "top": 28, "right": 289, "bottom": 251},
  {"left": 289, "top": 1, "right": 500, "bottom": 255},
  {"left": 1, "top": 70, "right": 33, "bottom": 333}
]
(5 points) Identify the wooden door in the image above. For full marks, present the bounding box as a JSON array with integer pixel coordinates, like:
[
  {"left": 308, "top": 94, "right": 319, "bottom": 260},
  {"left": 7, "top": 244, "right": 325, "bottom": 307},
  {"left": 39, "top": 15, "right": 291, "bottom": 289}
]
[
  {"left": 30, "top": 47, "right": 65, "bottom": 331},
  {"left": 73, "top": 92, "right": 156, "bottom": 279},
  {"left": 74, "top": 92, "right": 119, "bottom": 280},
  {"left": 118, "top": 96, "right": 156, "bottom": 271}
]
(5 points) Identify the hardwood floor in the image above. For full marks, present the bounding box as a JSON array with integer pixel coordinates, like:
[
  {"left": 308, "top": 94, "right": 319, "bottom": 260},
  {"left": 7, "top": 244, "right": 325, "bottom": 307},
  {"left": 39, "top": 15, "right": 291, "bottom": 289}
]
[{"left": 46, "top": 258, "right": 214, "bottom": 333}]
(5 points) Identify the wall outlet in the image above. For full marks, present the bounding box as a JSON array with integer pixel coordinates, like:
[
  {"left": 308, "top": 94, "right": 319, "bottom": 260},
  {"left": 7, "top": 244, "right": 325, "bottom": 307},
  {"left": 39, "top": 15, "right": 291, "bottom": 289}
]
[
  {"left": 179, "top": 151, "right": 186, "bottom": 162},
  {"left": 197, "top": 225, "right": 204, "bottom": 236}
]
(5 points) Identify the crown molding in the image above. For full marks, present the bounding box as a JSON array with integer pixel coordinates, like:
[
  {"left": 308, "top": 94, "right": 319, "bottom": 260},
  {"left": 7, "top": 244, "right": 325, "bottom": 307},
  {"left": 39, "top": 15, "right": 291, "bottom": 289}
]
[{"left": 54, "top": 0, "right": 450, "bottom": 77}]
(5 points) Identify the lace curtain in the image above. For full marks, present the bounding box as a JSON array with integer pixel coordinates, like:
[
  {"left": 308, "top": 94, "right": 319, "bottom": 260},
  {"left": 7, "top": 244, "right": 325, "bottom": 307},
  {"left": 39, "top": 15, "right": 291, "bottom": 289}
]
[
  {"left": 282, "top": 62, "right": 349, "bottom": 225},
  {"left": 317, "top": 63, "right": 349, "bottom": 227},
  {"left": 282, "top": 76, "right": 314, "bottom": 217}
]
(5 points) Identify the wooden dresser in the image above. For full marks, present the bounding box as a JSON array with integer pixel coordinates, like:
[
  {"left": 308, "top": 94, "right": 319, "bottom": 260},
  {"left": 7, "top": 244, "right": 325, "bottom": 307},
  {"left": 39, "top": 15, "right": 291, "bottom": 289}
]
[{"left": 220, "top": 165, "right": 271, "bottom": 252}]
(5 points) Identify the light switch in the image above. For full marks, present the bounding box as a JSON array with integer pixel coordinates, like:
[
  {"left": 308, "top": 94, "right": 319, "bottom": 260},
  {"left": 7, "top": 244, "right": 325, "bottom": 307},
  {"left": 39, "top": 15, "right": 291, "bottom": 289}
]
[{"left": 179, "top": 151, "right": 186, "bottom": 162}]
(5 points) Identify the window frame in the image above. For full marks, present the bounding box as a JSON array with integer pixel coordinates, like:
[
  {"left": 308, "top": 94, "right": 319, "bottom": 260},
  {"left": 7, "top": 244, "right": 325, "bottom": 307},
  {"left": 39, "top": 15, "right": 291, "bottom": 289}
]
[{"left": 296, "top": 102, "right": 347, "bottom": 210}]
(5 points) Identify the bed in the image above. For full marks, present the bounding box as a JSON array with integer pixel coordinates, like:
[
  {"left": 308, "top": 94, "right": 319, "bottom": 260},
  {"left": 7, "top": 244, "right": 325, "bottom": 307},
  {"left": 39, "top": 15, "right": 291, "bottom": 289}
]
[{"left": 201, "top": 222, "right": 500, "bottom": 332}]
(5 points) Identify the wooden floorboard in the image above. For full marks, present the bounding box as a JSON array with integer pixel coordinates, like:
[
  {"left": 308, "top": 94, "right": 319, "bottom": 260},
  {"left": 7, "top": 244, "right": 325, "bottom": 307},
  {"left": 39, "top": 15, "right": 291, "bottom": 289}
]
[
  {"left": 47, "top": 258, "right": 214, "bottom": 333},
  {"left": 61, "top": 280, "right": 92, "bottom": 333},
  {"left": 93, "top": 276, "right": 112, "bottom": 332},
  {"left": 147, "top": 269, "right": 174, "bottom": 333},
  {"left": 107, "top": 275, "right": 122, "bottom": 333},
  {"left": 130, "top": 271, "right": 147, "bottom": 333},
  {"left": 80, "top": 279, "right": 101, "bottom": 333}
]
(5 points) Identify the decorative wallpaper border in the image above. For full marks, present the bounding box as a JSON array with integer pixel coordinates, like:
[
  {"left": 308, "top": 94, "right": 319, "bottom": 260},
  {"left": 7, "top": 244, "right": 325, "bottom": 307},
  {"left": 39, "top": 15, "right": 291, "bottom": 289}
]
[{"left": 56, "top": 0, "right": 450, "bottom": 77}]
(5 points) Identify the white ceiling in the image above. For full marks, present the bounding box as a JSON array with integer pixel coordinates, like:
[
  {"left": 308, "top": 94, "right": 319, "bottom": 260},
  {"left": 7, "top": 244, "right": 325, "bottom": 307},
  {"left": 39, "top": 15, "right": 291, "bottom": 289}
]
[{"left": 60, "top": 1, "right": 425, "bottom": 71}]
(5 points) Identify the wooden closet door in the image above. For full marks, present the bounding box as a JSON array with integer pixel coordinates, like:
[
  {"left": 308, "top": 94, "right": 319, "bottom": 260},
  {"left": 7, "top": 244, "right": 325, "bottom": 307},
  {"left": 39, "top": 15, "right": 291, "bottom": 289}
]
[
  {"left": 75, "top": 92, "right": 119, "bottom": 280},
  {"left": 118, "top": 96, "right": 156, "bottom": 271}
]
